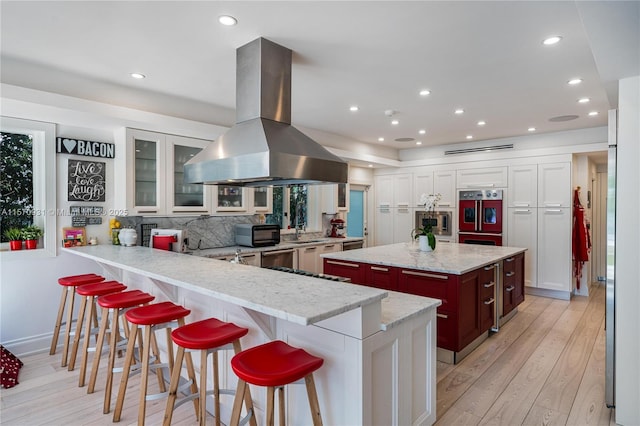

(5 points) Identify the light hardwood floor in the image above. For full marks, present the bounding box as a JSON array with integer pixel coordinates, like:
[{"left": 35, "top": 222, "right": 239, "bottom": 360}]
[{"left": 1, "top": 284, "right": 615, "bottom": 425}]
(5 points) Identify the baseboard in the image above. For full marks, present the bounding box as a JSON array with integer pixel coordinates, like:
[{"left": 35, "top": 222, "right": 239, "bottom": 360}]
[
  {"left": 1, "top": 333, "right": 51, "bottom": 357},
  {"left": 525, "top": 286, "right": 572, "bottom": 300}
]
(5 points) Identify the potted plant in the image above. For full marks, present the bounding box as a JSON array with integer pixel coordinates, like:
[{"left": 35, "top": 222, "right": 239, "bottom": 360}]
[
  {"left": 21, "top": 225, "right": 43, "bottom": 249},
  {"left": 412, "top": 193, "right": 442, "bottom": 252},
  {"left": 4, "top": 228, "right": 23, "bottom": 250}
]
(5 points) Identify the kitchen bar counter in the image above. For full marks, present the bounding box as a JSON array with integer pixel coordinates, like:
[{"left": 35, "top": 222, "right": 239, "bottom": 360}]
[
  {"left": 321, "top": 241, "right": 526, "bottom": 274},
  {"left": 63, "top": 245, "right": 439, "bottom": 425}
]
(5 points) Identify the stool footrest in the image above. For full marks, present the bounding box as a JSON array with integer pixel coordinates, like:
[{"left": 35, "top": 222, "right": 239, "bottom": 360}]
[{"left": 238, "top": 408, "right": 254, "bottom": 426}]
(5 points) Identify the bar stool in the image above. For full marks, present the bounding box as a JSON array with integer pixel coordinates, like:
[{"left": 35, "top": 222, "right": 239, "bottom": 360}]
[
  {"left": 163, "top": 318, "right": 256, "bottom": 426},
  {"left": 68, "top": 281, "right": 127, "bottom": 383},
  {"left": 50, "top": 273, "right": 105, "bottom": 367},
  {"left": 113, "top": 301, "right": 191, "bottom": 425},
  {"left": 86, "top": 289, "right": 156, "bottom": 414},
  {"left": 229, "top": 340, "right": 324, "bottom": 426}
]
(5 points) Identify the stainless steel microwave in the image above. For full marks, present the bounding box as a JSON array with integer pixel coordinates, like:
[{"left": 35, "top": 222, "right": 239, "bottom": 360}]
[
  {"left": 415, "top": 210, "right": 452, "bottom": 236},
  {"left": 235, "top": 224, "right": 281, "bottom": 247}
]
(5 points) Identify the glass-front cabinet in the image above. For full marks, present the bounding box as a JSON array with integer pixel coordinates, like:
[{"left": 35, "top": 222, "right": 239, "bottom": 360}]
[
  {"left": 215, "top": 185, "right": 247, "bottom": 212},
  {"left": 130, "top": 130, "right": 166, "bottom": 215},
  {"left": 167, "top": 136, "right": 210, "bottom": 213},
  {"left": 251, "top": 186, "right": 273, "bottom": 212}
]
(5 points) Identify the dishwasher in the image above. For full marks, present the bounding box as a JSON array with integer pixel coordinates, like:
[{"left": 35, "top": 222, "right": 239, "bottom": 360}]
[
  {"left": 261, "top": 248, "right": 295, "bottom": 269},
  {"left": 342, "top": 240, "right": 364, "bottom": 251}
]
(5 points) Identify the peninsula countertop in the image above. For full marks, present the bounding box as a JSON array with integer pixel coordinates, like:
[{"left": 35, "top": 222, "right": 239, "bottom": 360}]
[
  {"left": 321, "top": 242, "right": 527, "bottom": 275},
  {"left": 63, "top": 245, "right": 435, "bottom": 328}
]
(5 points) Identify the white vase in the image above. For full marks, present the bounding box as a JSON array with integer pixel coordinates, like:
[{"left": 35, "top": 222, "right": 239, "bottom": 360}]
[{"left": 418, "top": 235, "right": 433, "bottom": 252}]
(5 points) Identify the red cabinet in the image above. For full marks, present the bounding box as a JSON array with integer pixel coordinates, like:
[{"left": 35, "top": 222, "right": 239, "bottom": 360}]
[
  {"left": 323, "top": 259, "right": 366, "bottom": 284},
  {"left": 366, "top": 264, "right": 398, "bottom": 291},
  {"left": 397, "top": 268, "right": 456, "bottom": 312},
  {"left": 502, "top": 253, "right": 525, "bottom": 316}
]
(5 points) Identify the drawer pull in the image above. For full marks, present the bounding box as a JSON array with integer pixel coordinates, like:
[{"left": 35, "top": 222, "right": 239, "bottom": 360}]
[
  {"left": 305, "top": 247, "right": 317, "bottom": 251},
  {"left": 505, "top": 271, "right": 515, "bottom": 277},
  {"left": 326, "top": 260, "right": 360, "bottom": 268},
  {"left": 401, "top": 270, "right": 448, "bottom": 280},
  {"left": 484, "top": 298, "right": 495, "bottom": 305},
  {"left": 436, "top": 313, "right": 448, "bottom": 319},
  {"left": 371, "top": 266, "right": 389, "bottom": 272},
  {"left": 505, "top": 257, "right": 515, "bottom": 262},
  {"left": 323, "top": 245, "right": 335, "bottom": 249},
  {"left": 484, "top": 281, "right": 495, "bottom": 288},
  {"left": 484, "top": 265, "right": 495, "bottom": 271},
  {"left": 506, "top": 285, "right": 515, "bottom": 292}
]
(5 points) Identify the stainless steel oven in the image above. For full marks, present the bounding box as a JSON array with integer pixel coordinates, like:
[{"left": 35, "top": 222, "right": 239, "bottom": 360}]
[{"left": 415, "top": 210, "right": 452, "bottom": 236}]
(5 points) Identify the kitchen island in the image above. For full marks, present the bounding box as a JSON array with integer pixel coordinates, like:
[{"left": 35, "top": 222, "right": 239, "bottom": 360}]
[
  {"left": 322, "top": 242, "right": 527, "bottom": 363},
  {"left": 64, "top": 245, "right": 440, "bottom": 425}
]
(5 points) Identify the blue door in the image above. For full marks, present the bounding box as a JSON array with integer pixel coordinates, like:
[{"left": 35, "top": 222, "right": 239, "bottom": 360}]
[{"left": 347, "top": 189, "right": 364, "bottom": 237}]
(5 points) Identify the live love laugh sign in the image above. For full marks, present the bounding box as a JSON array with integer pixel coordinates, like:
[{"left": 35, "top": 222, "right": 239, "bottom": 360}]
[{"left": 57, "top": 137, "right": 115, "bottom": 158}]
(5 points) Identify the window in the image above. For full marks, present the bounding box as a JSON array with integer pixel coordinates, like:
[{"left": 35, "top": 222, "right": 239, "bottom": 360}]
[
  {"left": 266, "top": 185, "right": 318, "bottom": 231},
  {"left": 0, "top": 117, "right": 56, "bottom": 257}
]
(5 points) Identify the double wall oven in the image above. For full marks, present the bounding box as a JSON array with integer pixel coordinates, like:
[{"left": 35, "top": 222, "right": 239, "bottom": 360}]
[{"left": 458, "top": 190, "right": 503, "bottom": 245}]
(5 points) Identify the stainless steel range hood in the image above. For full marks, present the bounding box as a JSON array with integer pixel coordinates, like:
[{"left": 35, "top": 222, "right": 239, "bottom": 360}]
[{"left": 184, "top": 37, "right": 348, "bottom": 187}]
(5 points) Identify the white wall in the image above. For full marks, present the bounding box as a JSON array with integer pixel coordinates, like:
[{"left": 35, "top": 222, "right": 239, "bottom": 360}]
[{"left": 615, "top": 75, "right": 640, "bottom": 425}]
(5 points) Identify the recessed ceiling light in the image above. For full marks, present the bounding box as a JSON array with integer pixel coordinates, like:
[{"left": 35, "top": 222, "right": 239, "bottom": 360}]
[
  {"left": 368, "top": 164, "right": 373, "bottom": 168},
  {"left": 419, "top": 89, "right": 431, "bottom": 96},
  {"left": 349, "top": 105, "right": 359, "bottom": 112},
  {"left": 466, "top": 135, "right": 473, "bottom": 140},
  {"left": 528, "top": 127, "right": 536, "bottom": 132},
  {"left": 568, "top": 78, "right": 583, "bottom": 85},
  {"left": 378, "top": 137, "right": 385, "bottom": 142},
  {"left": 477, "top": 120, "right": 486, "bottom": 126},
  {"left": 588, "top": 111, "right": 599, "bottom": 116},
  {"left": 130, "top": 73, "right": 145, "bottom": 79},
  {"left": 454, "top": 109, "right": 464, "bottom": 115},
  {"left": 418, "top": 129, "right": 426, "bottom": 135},
  {"left": 416, "top": 141, "right": 422, "bottom": 145},
  {"left": 391, "top": 119, "right": 399, "bottom": 125},
  {"left": 543, "top": 35, "right": 562, "bottom": 45},
  {"left": 578, "top": 97, "right": 591, "bottom": 103},
  {"left": 218, "top": 15, "right": 237, "bottom": 26}
]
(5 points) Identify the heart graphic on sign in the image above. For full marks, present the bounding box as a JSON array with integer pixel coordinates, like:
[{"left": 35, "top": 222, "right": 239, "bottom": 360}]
[{"left": 62, "top": 138, "right": 76, "bottom": 153}]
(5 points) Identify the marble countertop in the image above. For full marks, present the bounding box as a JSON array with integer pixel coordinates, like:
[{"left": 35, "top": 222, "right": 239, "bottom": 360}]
[
  {"left": 380, "top": 291, "right": 441, "bottom": 330},
  {"left": 64, "top": 244, "right": 387, "bottom": 327},
  {"left": 321, "top": 242, "right": 527, "bottom": 275},
  {"left": 191, "top": 236, "right": 364, "bottom": 258}
]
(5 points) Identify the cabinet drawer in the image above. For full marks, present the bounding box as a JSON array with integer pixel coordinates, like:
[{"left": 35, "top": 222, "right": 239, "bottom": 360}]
[
  {"left": 323, "top": 259, "right": 365, "bottom": 284},
  {"left": 366, "top": 264, "right": 398, "bottom": 291},
  {"left": 479, "top": 264, "right": 496, "bottom": 299},
  {"left": 397, "top": 268, "right": 456, "bottom": 312},
  {"left": 435, "top": 310, "right": 457, "bottom": 352}
]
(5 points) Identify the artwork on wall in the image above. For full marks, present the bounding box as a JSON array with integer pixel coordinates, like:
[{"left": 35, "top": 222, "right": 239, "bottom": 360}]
[
  {"left": 62, "top": 227, "right": 86, "bottom": 247},
  {"left": 68, "top": 160, "right": 106, "bottom": 202}
]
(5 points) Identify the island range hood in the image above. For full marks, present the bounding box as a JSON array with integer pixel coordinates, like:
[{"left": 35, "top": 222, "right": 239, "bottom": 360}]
[{"left": 184, "top": 37, "right": 348, "bottom": 187}]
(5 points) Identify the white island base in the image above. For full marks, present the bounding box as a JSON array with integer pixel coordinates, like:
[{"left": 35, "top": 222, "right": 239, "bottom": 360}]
[{"left": 65, "top": 246, "right": 440, "bottom": 425}]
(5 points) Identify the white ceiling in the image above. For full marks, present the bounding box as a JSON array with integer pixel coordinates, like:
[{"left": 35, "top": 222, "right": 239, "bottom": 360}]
[{"left": 1, "top": 1, "right": 638, "bottom": 155}]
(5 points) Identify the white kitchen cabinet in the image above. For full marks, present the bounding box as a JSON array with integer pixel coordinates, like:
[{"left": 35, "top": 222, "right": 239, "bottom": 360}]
[
  {"left": 456, "top": 166, "right": 507, "bottom": 189},
  {"left": 393, "top": 206, "right": 414, "bottom": 244},
  {"left": 507, "top": 207, "right": 538, "bottom": 288},
  {"left": 537, "top": 207, "right": 571, "bottom": 293},
  {"left": 394, "top": 174, "right": 413, "bottom": 207},
  {"left": 413, "top": 170, "right": 434, "bottom": 206},
  {"left": 538, "top": 162, "right": 571, "bottom": 208},
  {"left": 508, "top": 164, "right": 538, "bottom": 207},
  {"left": 374, "top": 207, "right": 394, "bottom": 246},
  {"left": 214, "top": 186, "right": 248, "bottom": 212},
  {"left": 249, "top": 186, "right": 273, "bottom": 213},
  {"left": 374, "top": 174, "right": 413, "bottom": 246},
  {"left": 318, "top": 242, "right": 342, "bottom": 273},
  {"left": 297, "top": 242, "right": 342, "bottom": 274},
  {"left": 433, "top": 170, "right": 456, "bottom": 207},
  {"left": 126, "top": 129, "right": 211, "bottom": 215},
  {"left": 321, "top": 183, "right": 349, "bottom": 214}
]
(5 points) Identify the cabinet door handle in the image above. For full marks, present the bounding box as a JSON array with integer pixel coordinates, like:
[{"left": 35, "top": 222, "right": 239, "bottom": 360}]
[
  {"left": 544, "top": 203, "right": 563, "bottom": 207},
  {"left": 137, "top": 210, "right": 158, "bottom": 214},
  {"left": 545, "top": 209, "right": 563, "bottom": 213},
  {"left": 401, "top": 270, "right": 448, "bottom": 280},
  {"left": 305, "top": 247, "right": 317, "bottom": 252},
  {"left": 243, "top": 254, "right": 256, "bottom": 258},
  {"left": 326, "top": 260, "right": 360, "bottom": 268},
  {"left": 397, "top": 203, "right": 410, "bottom": 207},
  {"left": 505, "top": 257, "right": 515, "bottom": 262},
  {"left": 505, "top": 271, "right": 515, "bottom": 277},
  {"left": 323, "top": 245, "right": 335, "bottom": 249},
  {"left": 438, "top": 202, "right": 451, "bottom": 207},
  {"left": 484, "top": 298, "right": 495, "bottom": 305},
  {"left": 371, "top": 266, "right": 389, "bottom": 272},
  {"left": 513, "top": 202, "right": 531, "bottom": 207},
  {"left": 436, "top": 313, "right": 448, "bottom": 319},
  {"left": 484, "top": 265, "right": 495, "bottom": 271},
  {"left": 484, "top": 281, "right": 495, "bottom": 288},
  {"left": 506, "top": 285, "right": 515, "bottom": 292},
  {"left": 514, "top": 209, "right": 531, "bottom": 213}
]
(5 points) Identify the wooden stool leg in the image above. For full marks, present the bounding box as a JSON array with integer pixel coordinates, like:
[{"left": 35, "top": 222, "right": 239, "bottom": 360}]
[
  {"left": 231, "top": 340, "right": 257, "bottom": 426},
  {"left": 266, "top": 386, "right": 276, "bottom": 426},
  {"left": 149, "top": 327, "right": 166, "bottom": 393},
  {"left": 230, "top": 379, "right": 248, "bottom": 426},
  {"left": 305, "top": 374, "right": 323, "bottom": 426},
  {"left": 113, "top": 322, "right": 139, "bottom": 422},
  {"left": 50, "top": 287, "right": 68, "bottom": 355},
  {"left": 68, "top": 295, "right": 88, "bottom": 371},
  {"left": 78, "top": 295, "right": 97, "bottom": 386},
  {"left": 201, "top": 350, "right": 210, "bottom": 426},
  {"left": 278, "top": 386, "right": 285, "bottom": 426},
  {"left": 103, "top": 309, "right": 122, "bottom": 413},
  {"left": 162, "top": 345, "right": 186, "bottom": 426},
  {"left": 61, "top": 286, "right": 76, "bottom": 367},
  {"left": 88, "top": 306, "right": 110, "bottom": 393},
  {"left": 137, "top": 324, "right": 153, "bottom": 425}
]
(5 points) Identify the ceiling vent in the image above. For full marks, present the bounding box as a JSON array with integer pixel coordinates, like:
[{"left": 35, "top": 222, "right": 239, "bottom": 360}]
[{"left": 444, "top": 144, "right": 514, "bottom": 155}]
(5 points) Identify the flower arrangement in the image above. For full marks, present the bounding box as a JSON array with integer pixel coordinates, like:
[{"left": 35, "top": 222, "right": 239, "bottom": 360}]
[{"left": 412, "top": 193, "right": 441, "bottom": 251}]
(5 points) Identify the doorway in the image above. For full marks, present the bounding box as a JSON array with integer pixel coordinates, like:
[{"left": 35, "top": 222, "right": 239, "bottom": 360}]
[{"left": 347, "top": 185, "right": 369, "bottom": 245}]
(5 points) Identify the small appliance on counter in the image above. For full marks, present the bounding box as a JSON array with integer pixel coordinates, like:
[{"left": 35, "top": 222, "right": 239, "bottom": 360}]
[
  {"left": 150, "top": 229, "right": 187, "bottom": 252},
  {"left": 235, "top": 224, "right": 280, "bottom": 247},
  {"left": 119, "top": 228, "right": 137, "bottom": 247},
  {"left": 329, "top": 218, "right": 346, "bottom": 238}
]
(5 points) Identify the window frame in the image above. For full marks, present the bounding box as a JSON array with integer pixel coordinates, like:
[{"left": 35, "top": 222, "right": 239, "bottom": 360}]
[
  {"left": 0, "top": 116, "right": 57, "bottom": 258},
  {"left": 268, "top": 185, "right": 321, "bottom": 233}
]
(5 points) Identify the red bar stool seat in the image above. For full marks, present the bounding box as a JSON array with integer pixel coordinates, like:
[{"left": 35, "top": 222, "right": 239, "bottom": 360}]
[
  {"left": 50, "top": 273, "right": 105, "bottom": 366},
  {"left": 113, "top": 301, "right": 191, "bottom": 425},
  {"left": 86, "top": 290, "right": 156, "bottom": 414},
  {"left": 68, "top": 281, "right": 127, "bottom": 385},
  {"left": 229, "top": 340, "right": 324, "bottom": 426},
  {"left": 163, "top": 318, "right": 256, "bottom": 426}
]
